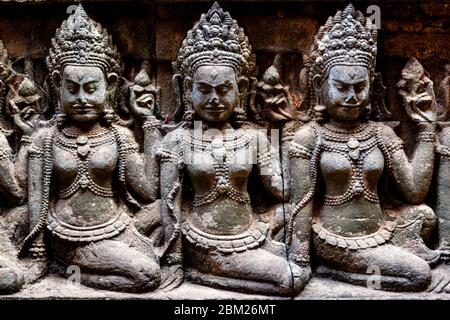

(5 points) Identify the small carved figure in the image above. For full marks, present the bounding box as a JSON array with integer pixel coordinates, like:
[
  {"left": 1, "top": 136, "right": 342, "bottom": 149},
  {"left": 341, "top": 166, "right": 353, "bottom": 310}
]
[
  {"left": 256, "top": 55, "right": 294, "bottom": 122},
  {"left": 159, "top": 2, "right": 309, "bottom": 296},
  {"left": 289, "top": 4, "right": 437, "bottom": 292},
  {"left": 20, "top": 5, "right": 162, "bottom": 293}
]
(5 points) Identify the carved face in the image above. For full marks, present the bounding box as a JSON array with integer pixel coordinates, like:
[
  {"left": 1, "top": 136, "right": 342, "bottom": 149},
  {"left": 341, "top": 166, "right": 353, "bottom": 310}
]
[
  {"left": 320, "top": 65, "right": 370, "bottom": 121},
  {"left": 59, "top": 65, "right": 108, "bottom": 122},
  {"left": 190, "top": 65, "right": 240, "bottom": 122}
]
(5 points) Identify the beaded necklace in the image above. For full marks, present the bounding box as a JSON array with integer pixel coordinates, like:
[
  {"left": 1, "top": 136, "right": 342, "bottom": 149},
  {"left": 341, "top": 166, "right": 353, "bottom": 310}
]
[
  {"left": 319, "top": 122, "right": 380, "bottom": 205},
  {"left": 55, "top": 127, "right": 116, "bottom": 198},
  {"left": 188, "top": 129, "right": 252, "bottom": 207}
]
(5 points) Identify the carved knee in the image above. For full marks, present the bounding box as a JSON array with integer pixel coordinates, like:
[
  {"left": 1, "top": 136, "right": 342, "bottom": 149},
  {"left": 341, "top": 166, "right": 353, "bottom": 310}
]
[
  {"left": 0, "top": 266, "right": 24, "bottom": 294},
  {"left": 131, "top": 260, "right": 161, "bottom": 292}
]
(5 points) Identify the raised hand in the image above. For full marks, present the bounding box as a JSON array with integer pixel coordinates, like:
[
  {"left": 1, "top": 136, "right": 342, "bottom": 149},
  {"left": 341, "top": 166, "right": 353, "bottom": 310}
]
[{"left": 397, "top": 58, "right": 437, "bottom": 123}]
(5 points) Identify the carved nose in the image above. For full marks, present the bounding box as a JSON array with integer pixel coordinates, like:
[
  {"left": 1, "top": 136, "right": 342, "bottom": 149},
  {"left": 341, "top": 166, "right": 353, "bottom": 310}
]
[
  {"left": 346, "top": 88, "right": 357, "bottom": 104},
  {"left": 77, "top": 96, "right": 87, "bottom": 105},
  {"left": 209, "top": 95, "right": 219, "bottom": 106}
]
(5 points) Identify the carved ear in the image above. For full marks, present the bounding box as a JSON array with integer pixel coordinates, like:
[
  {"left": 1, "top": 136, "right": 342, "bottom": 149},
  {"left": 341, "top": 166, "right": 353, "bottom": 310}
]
[
  {"left": 106, "top": 73, "right": 118, "bottom": 91},
  {"left": 238, "top": 77, "right": 249, "bottom": 95},
  {"left": 184, "top": 77, "right": 192, "bottom": 92},
  {"left": 52, "top": 70, "right": 61, "bottom": 88},
  {"left": 312, "top": 74, "right": 322, "bottom": 91}
]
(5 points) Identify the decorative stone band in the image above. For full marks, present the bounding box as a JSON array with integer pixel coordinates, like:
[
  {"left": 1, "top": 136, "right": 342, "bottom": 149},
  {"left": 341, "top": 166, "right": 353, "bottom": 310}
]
[
  {"left": 142, "top": 116, "right": 162, "bottom": 132},
  {"left": 20, "top": 135, "right": 33, "bottom": 146},
  {"left": 47, "top": 208, "right": 131, "bottom": 242},
  {"left": 439, "top": 243, "right": 450, "bottom": 262},
  {"left": 156, "top": 147, "right": 178, "bottom": 163},
  {"left": 417, "top": 131, "right": 435, "bottom": 143},
  {"left": 28, "top": 144, "right": 43, "bottom": 158},
  {"left": 385, "top": 139, "right": 404, "bottom": 154},
  {"left": 312, "top": 220, "right": 396, "bottom": 250},
  {"left": 182, "top": 220, "right": 269, "bottom": 254},
  {"left": 257, "top": 150, "right": 274, "bottom": 168},
  {"left": 289, "top": 142, "right": 313, "bottom": 159}
]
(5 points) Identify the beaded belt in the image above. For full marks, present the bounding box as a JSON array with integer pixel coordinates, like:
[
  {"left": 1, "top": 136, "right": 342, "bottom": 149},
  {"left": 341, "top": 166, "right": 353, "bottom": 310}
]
[
  {"left": 312, "top": 220, "right": 396, "bottom": 250},
  {"left": 182, "top": 220, "right": 269, "bottom": 254},
  {"left": 47, "top": 206, "right": 131, "bottom": 242}
]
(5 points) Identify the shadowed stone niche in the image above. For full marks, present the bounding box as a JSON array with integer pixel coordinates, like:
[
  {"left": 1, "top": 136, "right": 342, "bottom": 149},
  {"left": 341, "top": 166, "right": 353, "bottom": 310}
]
[{"left": 0, "top": 0, "right": 448, "bottom": 300}]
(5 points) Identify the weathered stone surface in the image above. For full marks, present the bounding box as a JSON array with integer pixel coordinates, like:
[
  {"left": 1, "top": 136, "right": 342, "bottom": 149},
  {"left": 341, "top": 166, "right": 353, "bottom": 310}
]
[{"left": 0, "top": 0, "right": 448, "bottom": 300}]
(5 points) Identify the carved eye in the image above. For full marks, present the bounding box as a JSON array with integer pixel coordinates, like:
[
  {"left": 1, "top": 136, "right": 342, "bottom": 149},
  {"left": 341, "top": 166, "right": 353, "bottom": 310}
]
[
  {"left": 217, "top": 86, "right": 230, "bottom": 95},
  {"left": 85, "top": 84, "right": 97, "bottom": 94},
  {"left": 355, "top": 83, "right": 366, "bottom": 93},
  {"left": 336, "top": 84, "right": 347, "bottom": 92},
  {"left": 198, "top": 85, "right": 210, "bottom": 94},
  {"left": 66, "top": 84, "right": 78, "bottom": 94}
]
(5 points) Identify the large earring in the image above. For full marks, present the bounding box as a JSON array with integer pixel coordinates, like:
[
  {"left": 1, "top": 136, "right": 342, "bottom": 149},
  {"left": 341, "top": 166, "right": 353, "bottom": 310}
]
[
  {"left": 103, "top": 109, "right": 115, "bottom": 126},
  {"left": 233, "top": 107, "right": 246, "bottom": 127},
  {"left": 363, "top": 103, "right": 372, "bottom": 122},
  {"left": 56, "top": 113, "right": 67, "bottom": 128},
  {"left": 313, "top": 104, "right": 327, "bottom": 123},
  {"left": 182, "top": 89, "right": 195, "bottom": 128}
]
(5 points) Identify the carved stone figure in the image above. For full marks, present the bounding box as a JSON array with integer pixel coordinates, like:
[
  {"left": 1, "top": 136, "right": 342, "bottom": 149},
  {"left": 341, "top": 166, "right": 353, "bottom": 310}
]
[
  {"left": 288, "top": 4, "right": 437, "bottom": 292},
  {"left": 20, "top": 5, "right": 162, "bottom": 293},
  {"left": 159, "top": 2, "right": 309, "bottom": 296},
  {"left": 433, "top": 66, "right": 450, "bottom": 293},
  {"left": 256, "top": 55, "right": 294, "bottom": 122},
  {"left": 0, "top": 40, "right": 28, "bottom": 294}
]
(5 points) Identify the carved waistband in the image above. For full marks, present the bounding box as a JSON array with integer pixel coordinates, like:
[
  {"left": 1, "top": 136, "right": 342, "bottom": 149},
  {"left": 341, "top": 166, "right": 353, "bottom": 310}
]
[
  {"left": 182, "top": 220, "right": 269, "bottom": 254},
  {"left": 312, "top": 220, "right": 396, "bottom": 250},
  {"left": 47, "top": 206, "right": 131, "bottom": 242}
]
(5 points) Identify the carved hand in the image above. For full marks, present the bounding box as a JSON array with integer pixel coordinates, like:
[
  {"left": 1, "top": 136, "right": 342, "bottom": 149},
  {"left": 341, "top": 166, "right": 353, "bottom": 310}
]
[
  {"left": 399, "top": 82, "right": 437, "bottom": 123},
  {"left": 9, "top": 100, "right": 36, "bottom": 136},
  {"left": 129, "top": 89, "right": 155, "bottom": 117}
]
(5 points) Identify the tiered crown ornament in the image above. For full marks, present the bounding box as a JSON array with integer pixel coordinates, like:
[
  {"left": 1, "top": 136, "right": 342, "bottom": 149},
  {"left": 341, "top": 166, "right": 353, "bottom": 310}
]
[
  {"left": 309, "top": 3, "right": 378, "bottom": 86},
  {"left": 173, "top": 2, "right": 256, "bottom": 78},
  {"left": 47, "top": 4, "right": 122, "bottom": 76}
]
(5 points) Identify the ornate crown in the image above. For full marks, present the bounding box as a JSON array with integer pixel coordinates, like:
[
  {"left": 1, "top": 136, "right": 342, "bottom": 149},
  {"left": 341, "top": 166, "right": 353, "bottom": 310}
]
[
  {"left": 309, "top": 3, "right": 378, "bottom": 84},
  {"left": 47, "top": 4, "right": 122, "bottom": 76},
  {"left": 173, "top": 2, "right": 256, "bottom": 78}
]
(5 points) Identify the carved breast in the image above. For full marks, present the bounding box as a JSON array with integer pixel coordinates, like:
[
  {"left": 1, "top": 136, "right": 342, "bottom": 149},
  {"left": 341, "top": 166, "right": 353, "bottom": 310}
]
[
  {"left": 53, "top": 143, "right": 118, "bottom": 190},
  {"left": 320, "top": 147, "right": 384, "bottom": 196},
  {"left": 186, "top": 149, "right": 253, "bottom": 194}
]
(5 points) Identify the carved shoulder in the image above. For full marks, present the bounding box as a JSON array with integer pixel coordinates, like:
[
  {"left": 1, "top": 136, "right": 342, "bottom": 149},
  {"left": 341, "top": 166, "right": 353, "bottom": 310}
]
[
  {"left": 158, "top": 127, "right": 186, "bottom": 163},
  {"left": 113, "top": 125, "right": 139, "bottom": 154},
  {"left": 377, "top": 123, "right": 404, "bottom": 148},
  {"left": 293, "top": 124, "right": 317, "bottom": 149},
  {"left": 161, "top": 127, "right": 186, "bottom": 150},
  {"left": 28, "top": 126, "right": 54, "bottom": 158},
  {"left": 289, "top": 124, "right": 317, "bottom": 160}
]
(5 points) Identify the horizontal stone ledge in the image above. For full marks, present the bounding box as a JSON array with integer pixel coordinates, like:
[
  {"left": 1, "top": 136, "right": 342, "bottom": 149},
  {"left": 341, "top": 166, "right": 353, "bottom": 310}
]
[{"left": 2, "top": 275, "right": 450, "bottom": 300}]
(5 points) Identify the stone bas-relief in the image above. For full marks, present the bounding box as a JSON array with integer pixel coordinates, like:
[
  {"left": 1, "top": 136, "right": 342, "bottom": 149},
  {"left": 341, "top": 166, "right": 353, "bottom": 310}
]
[
  {"left": 0, "top": 1, "right": 449, "bottom": 299},
  {"left": 160, "top": 2, "right": 309, "bottom": 296},
  {"left": 288, "top": 4, "right": 438, "bottom": 292},
  {"left": 19, "top": 5, "right": 164, "bottom": 293}
]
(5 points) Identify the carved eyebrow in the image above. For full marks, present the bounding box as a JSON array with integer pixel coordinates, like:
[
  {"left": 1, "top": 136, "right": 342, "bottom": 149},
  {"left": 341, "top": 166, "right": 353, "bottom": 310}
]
[
  {"left": 196, "top": 81, "right": 213, "bottom": 86},
  {"left": 65, "top": 78, "right": 99, "bottom": 85},
  {"left": 83, "top": 80, "right": 99, "bottom": 86},
  {"left": 331, "top": 79, "right": 348, "bottom": 85},
  {"left": 197, "top": 80, "right": 232, "bottom": 87},
  {"left": 220, "top": 80, "right": 232, "bottom": 86},
  {"left": 65, "top": 79, "right": 80, "bottom": 86},
  {"left": 332, "top": 79, "right": 366, "bottom": 85}
]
